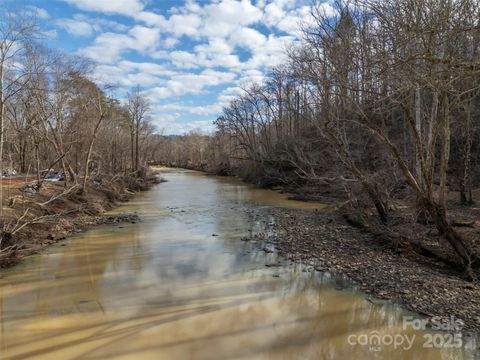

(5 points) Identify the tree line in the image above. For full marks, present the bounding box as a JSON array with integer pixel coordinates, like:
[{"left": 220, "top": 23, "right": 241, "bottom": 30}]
[
  {"left": 158, "top": 0, "right": 480, "bottom": 277},
  {"left": 0, "top": 9, "right": 162, "bottom": 201}
]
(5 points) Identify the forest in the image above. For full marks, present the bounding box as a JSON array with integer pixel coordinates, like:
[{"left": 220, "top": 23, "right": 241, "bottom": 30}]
[
  {"left": 0, "top": 21, "right": 162, "bottom": 185},
  {"left": 157, "top": 0, "right": 480, "bottom": 279}
]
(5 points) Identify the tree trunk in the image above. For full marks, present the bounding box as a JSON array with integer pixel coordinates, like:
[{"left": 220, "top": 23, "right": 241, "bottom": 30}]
[
  {"left": 130, "top": 128, "right": 135, "bottom": 172},
  {"left": 81, "top": 115, "right": 103, "bottom": 194},
  {"left": 460, "top": 101, "right": 474, "bottom": 205},
  {"left": 135, "top": 122, "right": 139, "bottom": 173},
  {"left": 361, "top": 179, "right": 388, "bottom": 224},
  {"left": 414, "top": 84, "right": 422, "bottom": 185},
  {"left": 439, "top": 95, "right": 450, "bottom": 209},
  {"left": 422, "top": 198, "right": 477, "bottom": 278},
  {"left": 35, "top": 142, "right": 40, "bottom": 183}
]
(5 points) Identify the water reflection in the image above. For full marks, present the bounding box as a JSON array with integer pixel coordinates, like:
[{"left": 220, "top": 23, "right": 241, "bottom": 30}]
[{"left": 0, "top": 170, "right": 477, "bottom": 359}]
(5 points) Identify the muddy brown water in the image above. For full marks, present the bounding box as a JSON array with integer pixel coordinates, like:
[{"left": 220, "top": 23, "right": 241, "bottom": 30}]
[{"left": 0, "top": 169, "right": 478, "bottom": 359}]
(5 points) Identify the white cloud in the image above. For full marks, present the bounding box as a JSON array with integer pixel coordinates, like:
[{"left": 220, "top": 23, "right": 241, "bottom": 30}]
[
  {"left": 185, "top": 104, "right": 224, "bottom": 116},
  {"left": 166, "top": 51, "right": 199, "bottom": 69},
  {"left": 57, "top": 18, "right": 95, "bottom": 37},
  {"left": 57, "top": 14, "right": 130, "bottom": 38},
  {"left": 229, "top": 27, "right": 266, "bottom": 51},
  {"left": 275, "top": 5, "right": 313, "bottom": 35},
  {"left": 217, "top": 86, "right": 244, "bottom": 103},
  {"left": 61, "top": 0, "right": 144, "bottom": 16},
  {"left": 264, "top": 1, "right": 335, "bottom": 36},
  {"left": 235, "top": 69, "right": 265, "bottom": 86},
  {"left": 79, "top": 32, "right": 132, "bottom": 62},
  {"left": 239, "top": 34, "right": 294, "bottom": 70},
  {"left": 198, "top": 0, "right": 263, "bottom": 38},
  {"left": 134, "top": 0, "right": 262, "bottom": 41},
  {"left": 26, "top": 6, "right": 50, "bottom": 19},
  {"left": 148, "top": 69, "right": 237, "bottom": 100},
  {"left": 155, "top": 102, "right": 223, "bottom": 116},
  {"left": 79, "top": 26, "right": 160, "bottom": 62},
  {"left": 163, "top": 37, "right": 179, "bottom": 48},
  {"left": 41, "top": 29, "right": 58, "bottom": 40},
  {"left": 134, "top": 11, "right": 167, "bottom": 27},
  {"left": 263, "top": 1, "right": 285, "bottom": 26},
  {"left": 153, "top": 84, "right": 244, "bottom": 123},
  {"left": 155, "top": 112, "right": 181, "bottom": 124},
  {"left": 94, "top": 60, "right": 174, "bottom": 86},
  {"left": 154, "top": 103, "right": 185, "bottom": 112},
  {"left": 129, "top": 25, "right": 161, "bottom": 49},
  {"left": 147, "top": 106, "right": 215, "bottom": 134},
  {"left": 167, "top": 13, "right": 202, "bottom": 38},
  {"left": 192, "top": 38, "right": 240, "bottom": 69}
]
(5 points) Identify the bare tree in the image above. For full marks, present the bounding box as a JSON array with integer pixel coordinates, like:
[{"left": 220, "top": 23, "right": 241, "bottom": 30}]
[
  {"left": 0, "top": 8, "right": 37, "bottom": 214},
  {"left": 127, "top": 86, "right": 150, "bottom": 173}
]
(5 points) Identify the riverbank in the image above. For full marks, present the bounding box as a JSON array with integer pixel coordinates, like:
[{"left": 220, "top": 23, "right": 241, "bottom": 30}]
[
  {"left": 0, "top": 173, "right": 161, "bottom": 268},
  {"left": 250, "top": 206, "right": 480, "bottom": 332}
]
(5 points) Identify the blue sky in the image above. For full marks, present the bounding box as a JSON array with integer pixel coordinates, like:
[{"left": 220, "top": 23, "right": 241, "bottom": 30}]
[{"left": 18, "top": 0, "right": 334, "bottom": 134}]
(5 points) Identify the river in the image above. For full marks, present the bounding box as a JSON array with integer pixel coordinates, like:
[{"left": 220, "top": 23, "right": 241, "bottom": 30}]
[{"left": 0, "top": 169, "right": 477, "bottom": 359}]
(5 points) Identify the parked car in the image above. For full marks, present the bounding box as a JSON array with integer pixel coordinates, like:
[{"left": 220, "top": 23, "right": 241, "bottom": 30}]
[
  {"left": 44, "top": 172, "right": 66, "bottom": 182},
  {"left": 1, "top": 168, "right": 17, "bottom": 177}
]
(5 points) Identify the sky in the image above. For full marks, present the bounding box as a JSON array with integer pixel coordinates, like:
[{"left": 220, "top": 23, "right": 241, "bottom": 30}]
[{"left": 17, "top": 0, "right": 334, "bottom": 135}]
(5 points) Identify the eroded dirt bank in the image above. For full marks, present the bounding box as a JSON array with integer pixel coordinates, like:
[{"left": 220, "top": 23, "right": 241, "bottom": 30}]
[
  {"left": 250, "top": 206, "right": 480, "bottom": 332},
  {"left": 0, "top": 173, "right": 160, "bottom": 268}
]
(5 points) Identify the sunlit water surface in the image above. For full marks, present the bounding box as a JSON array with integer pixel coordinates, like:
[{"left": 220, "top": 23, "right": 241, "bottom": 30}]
[{"left": 0, "top": 170, "right": 478, "bottom": 359}]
